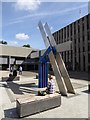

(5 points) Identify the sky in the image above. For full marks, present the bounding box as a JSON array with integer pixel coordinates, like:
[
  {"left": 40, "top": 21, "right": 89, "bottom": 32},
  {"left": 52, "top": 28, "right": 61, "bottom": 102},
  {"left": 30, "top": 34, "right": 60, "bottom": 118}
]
[{"left": 1, "top": 0, "right": 89, "bottom": 50}]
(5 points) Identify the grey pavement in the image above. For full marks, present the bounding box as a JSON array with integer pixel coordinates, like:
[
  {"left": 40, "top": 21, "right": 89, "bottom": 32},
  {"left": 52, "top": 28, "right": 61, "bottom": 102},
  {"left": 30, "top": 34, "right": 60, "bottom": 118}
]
[{"left": 0, "top": 71, "right": 89, "bottom": 119}]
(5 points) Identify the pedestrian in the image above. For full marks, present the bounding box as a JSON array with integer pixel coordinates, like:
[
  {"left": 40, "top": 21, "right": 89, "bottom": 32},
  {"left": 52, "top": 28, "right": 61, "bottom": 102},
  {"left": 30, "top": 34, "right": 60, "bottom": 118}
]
[
  {"left": 38, "top": 74, "right": 55, "bottom": 96},
  {"left": 13, "top": 65, "right": 17, "bottom": 76},
  {"left": 46, "top": 74, "right": 55, "bottom": 94},
  {"left": 19, "top": 66, "right": 22, "bottom": 75},
  {"left": 11, "top": 65, "right": 14, "bottom": 74}
]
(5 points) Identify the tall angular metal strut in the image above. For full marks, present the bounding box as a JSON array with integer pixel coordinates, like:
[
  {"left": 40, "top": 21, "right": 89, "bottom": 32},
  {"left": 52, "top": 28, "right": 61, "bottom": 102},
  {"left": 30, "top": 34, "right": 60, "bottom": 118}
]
[
  {"left": 38, "top": 21, "right": 75, "bottom": 96},
  {"left": 44, "top": 23, "right": 75, "bottom": 94}
]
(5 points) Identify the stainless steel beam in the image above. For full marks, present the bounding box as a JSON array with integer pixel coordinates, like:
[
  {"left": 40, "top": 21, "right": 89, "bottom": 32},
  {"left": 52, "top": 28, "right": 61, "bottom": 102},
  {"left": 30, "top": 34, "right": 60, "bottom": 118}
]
[
  {"left": 31, "top": 41, "right": 72, "bottom": 58},
  {"left": 56, "top": 41, "right": 72, "bottom": 52},
  {"left": 31, "top": 49, "right": 45, "bottom": 58}
]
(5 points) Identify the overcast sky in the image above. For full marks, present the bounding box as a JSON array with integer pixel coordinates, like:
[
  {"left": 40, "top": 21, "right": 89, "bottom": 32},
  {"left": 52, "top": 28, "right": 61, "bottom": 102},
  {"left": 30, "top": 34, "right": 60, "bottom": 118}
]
[{"left": 1, "top": 1, "right": 89, "bottom": 49}]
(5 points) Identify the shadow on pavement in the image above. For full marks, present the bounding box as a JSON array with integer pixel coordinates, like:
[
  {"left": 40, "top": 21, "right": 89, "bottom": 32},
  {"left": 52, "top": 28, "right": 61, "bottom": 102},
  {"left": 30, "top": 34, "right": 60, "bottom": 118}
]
[
  {"left": 4, "top": 108, "right": 18, "bottom": 119},
  {"left": 68, "top": 71, "right": 88, "bottom": 81},
  {"left": 3, "top": 82, "right": 38, "bottom": 95},
  {"left": 82, "top": 90, "right": 90, "bottom": 94}
]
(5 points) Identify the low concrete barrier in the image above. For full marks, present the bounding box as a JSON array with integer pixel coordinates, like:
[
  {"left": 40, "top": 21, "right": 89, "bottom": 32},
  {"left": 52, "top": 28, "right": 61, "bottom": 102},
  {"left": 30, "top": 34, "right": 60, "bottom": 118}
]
[{"left": 16, "top": 93, "right": 61, "bottom": 117}]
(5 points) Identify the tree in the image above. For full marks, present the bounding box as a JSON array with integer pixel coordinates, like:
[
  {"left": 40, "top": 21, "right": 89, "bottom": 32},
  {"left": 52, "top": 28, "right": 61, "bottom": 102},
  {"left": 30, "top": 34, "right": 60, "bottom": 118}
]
[
  {"left": 0, "top": 40, "right": 7, "bottom": 45},
  {"left": 23, "top": 44, "right": 30, "bottom": 48}
]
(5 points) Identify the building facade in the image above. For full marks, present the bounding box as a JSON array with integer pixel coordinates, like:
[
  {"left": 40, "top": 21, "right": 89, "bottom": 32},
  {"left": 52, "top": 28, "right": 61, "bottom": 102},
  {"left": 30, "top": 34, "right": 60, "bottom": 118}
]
[
  {"left": 53, "top": 14, "right": 90, "bottom": 72},
  {"left": 0, "top": 44, "right": 39, "bottom": 71}
]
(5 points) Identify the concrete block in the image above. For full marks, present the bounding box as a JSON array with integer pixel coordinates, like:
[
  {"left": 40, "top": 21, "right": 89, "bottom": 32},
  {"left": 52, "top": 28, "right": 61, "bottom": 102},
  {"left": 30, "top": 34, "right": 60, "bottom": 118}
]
[
  {"left": 16, "top": 93, "right": 61, "bottom": 117},
  {"left": 1, "top": 76, "right": 20, "bottom": 82}
]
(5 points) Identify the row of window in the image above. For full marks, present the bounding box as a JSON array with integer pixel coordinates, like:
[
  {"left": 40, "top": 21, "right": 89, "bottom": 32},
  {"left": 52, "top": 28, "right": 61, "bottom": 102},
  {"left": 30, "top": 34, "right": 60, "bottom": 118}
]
[
  {"left": 53, "top": 32, "right": 89, "bottom": 44},
  {"left": 53, "top": 14, "right": 90, "bottom": 43},
  {"left": 61, "top": 51, "right": 88, "bottom": 71},
  {"left": 54, "top": 34, "right": 90, "bottom": 45}
]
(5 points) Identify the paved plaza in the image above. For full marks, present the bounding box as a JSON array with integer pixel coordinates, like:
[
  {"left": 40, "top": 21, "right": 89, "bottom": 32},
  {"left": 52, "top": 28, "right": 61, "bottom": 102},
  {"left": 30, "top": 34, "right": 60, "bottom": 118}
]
[{"left": 0, "top": 71, "right": 89, "bottom": 119}]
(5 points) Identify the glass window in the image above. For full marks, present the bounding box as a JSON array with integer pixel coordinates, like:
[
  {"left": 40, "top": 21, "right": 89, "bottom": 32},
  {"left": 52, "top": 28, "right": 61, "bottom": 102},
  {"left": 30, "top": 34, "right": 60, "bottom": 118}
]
[{"left": 88, "top": 43, "right": 90, "bottom": 51}]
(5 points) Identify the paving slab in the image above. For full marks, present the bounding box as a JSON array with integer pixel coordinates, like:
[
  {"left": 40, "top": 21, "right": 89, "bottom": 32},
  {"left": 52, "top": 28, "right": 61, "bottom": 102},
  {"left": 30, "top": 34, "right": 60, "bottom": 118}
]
[{"left": 0, "top": 71, "right": 89, "bottom": 119}]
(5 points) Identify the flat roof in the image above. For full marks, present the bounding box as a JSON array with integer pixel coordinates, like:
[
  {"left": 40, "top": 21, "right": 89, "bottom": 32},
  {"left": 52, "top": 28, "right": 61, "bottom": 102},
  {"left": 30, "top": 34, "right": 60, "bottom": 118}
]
[{"left": 0, "top": 44, "right": 39, "bottom": 58}]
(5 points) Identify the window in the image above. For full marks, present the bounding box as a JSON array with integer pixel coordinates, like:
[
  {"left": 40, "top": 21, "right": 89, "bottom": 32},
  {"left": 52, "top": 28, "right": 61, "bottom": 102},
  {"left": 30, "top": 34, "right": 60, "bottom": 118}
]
[
  {"left": 62, "top": 52, "right": 63, "bottom": 58},
  {"left": 70, "top": 24, "right": 72, "bottom": 36},
  {"left": 83, "top": 46, "right": 85, "bottom": 52},
  {"left": 83, "top": 36, "right": 84, "bottom": 42},
  {"left": 59, "top": 31, "right": 61, "bottom": 43},
  {"left": 62, "top": 29, "right": 63, "bottom": 40},
  {"left": 64, "top": 52, "right": 66, "bottom": 63},
  {"left": 82, "top": 23, "right": 84, "bottom": 32},
  {"left": 88, "top": 53, "right": 90, "bottom": 63},
  {"left": 75, "top": 46, "right": 76, "bottom": 53},
  {"left": 71, "top": 37, "right": 72, "bottom": 41},
  {"left": 88, "top": 32, "right": 90, "bottom": 41},
  {"left": 79, "top": 47, "right": 80, "bottom": 53},
  {"left": 74, "top": 22, "right": 76, "bottom": 35},
  {"left": 78, "top": 24, "right": 80, "bottom": 33},
  {"left": 87, "top": 15, "right": 90, "bottom": 29},
  {"left": 82, "top": 17, "right": 84, "bottom": 22},
  {"left": 56, "top": 32, "right": 58, "bottom": 44},
  {"left": 67, "top": 26, "right": 69, "bottom": 37},
  {"left": 78, "top": 20, "right": 80, "bottom": 24},
  {"left": 83, "top": 54, "right": 85, "bottom": 71},
  {"left": 64, "top": 28, "right": 66, "bottom": 39},
  {"left": 88, "top": 43, "right": 90, "bottom": 52},
  {"left": 78, "top": 38, "right": 80, "bottom": 43}
]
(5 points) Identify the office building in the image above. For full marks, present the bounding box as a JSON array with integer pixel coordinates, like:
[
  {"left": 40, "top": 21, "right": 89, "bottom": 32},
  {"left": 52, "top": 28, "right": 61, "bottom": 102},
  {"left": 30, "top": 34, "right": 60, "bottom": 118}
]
[{"left": 53, "top": 14, "right": 90, "bottom": 72}]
